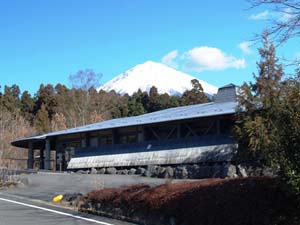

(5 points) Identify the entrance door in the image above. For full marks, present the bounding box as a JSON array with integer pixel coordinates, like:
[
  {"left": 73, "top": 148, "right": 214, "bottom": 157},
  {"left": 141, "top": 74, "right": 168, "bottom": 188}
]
[{"left": 56, "top": 142, "right": 80, "bottom": 171}]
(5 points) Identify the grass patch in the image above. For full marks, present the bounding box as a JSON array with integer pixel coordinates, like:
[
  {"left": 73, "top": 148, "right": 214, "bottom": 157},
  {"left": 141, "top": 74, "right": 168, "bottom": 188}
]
[{"left": 0, "top": 180, "right": 19, "bottom": 188}]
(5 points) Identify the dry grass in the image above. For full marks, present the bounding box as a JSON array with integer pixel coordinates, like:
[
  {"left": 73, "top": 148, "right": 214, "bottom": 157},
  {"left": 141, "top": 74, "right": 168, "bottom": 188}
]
[
  {"left": 0, "top": 180, "right": 19, "bottom": 188},
  {"left": 0, "top": 168, "right": 23, "bottom": 188}
]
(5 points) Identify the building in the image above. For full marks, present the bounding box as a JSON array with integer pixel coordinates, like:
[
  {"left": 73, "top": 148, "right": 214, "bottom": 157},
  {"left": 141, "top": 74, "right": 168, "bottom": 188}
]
[{"left": 11, "top": 84, "right": 238, "bottom": 173}]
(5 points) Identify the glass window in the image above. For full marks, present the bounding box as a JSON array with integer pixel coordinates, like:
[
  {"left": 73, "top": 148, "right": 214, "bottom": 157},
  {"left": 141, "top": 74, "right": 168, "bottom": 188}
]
[
  {"left": 119, "top": 134, "right": 137, "bottom": 144},
  {"left": 100, "top": 136, "right": 113, "bottom": 145},
  {"left": 90, "top": 137, "right": 98, "bottom": 147},
  {"left": 127, "top": 134, "right": 137, "bottom": 143}
]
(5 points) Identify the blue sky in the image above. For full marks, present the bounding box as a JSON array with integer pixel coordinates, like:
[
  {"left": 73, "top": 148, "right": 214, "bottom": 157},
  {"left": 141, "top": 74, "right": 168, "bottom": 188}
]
[{"left": 0, "top": 0, "right": 299, "bottom": 95}]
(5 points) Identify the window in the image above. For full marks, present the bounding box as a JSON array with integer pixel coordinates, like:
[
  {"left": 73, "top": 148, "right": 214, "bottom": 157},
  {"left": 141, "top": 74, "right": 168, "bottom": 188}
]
[
  {"left": 90, "top": 137, "right": 98, "bottom": 147},
  {"left": 119, "top": 134, "right": 137, "bottom": 144},
  {"left": 100, "top": 136, "right": 113, "bottom": 145}
]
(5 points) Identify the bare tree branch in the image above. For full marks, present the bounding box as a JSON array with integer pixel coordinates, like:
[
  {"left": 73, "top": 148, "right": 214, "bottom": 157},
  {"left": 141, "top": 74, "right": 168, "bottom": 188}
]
[
  {"left": 248, "top": 0, "right": 300, "bottom": 44},
  {"left": 68, "top": 69, "right": 102, "bottom": 91}
]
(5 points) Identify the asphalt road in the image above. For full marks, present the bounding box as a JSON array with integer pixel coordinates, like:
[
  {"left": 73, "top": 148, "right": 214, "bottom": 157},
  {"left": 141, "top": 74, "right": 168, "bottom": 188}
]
[
  {"left": 0, "top": 193, "right": 134, "bottom": 225},
  {"left": 0, "top": 172, "right": 172, "bottom": 225},
  {"left": 2, "top": 172, "right": 168, "bottom": 201}
]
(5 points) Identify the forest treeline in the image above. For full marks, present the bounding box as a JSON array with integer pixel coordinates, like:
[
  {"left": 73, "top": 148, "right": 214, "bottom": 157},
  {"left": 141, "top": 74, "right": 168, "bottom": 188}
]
[
  {"left": 1, "top": 78, "right": 209, "bottom": 133},
  {"left": 0, "top": 78, "right": 209, "bottom": 168}
]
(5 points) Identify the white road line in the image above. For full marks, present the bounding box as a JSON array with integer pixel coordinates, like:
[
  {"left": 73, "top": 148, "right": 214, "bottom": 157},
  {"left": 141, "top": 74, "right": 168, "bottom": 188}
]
[{"left": 0, "top": 197, "right": 114, "bottom": 225}]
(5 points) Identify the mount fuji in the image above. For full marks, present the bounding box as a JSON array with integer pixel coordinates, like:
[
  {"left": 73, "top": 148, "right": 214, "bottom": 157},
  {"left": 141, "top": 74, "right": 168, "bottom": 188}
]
[{"left": 99, "top": 61, "right": 218, "bottom": 96}]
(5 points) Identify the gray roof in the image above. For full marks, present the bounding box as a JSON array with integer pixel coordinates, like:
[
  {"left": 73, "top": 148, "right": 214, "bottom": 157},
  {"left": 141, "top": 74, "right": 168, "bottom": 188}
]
[{"left": 12, "top": 100, "right": 237, "bottom": 148}]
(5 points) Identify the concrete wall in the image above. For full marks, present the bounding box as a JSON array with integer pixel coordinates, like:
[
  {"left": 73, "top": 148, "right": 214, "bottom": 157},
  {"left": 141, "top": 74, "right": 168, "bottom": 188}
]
[{"left": 67, "top": 143, "right": 237, "bottom": 169}]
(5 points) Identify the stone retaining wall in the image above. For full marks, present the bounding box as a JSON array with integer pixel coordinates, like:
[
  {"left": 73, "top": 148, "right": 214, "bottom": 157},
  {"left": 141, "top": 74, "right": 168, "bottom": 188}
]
[
  {"left": 75, "top": 163, "right": 239, "bottom": 179},
  {"left": 75, "top": 163, "right": 278, "bottom": 179}
]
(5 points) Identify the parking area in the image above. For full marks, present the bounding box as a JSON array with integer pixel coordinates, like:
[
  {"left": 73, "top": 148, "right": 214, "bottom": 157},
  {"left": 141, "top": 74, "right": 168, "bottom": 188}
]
[{"left": 1, "top": 172, "right": 168, "bottom": 202}]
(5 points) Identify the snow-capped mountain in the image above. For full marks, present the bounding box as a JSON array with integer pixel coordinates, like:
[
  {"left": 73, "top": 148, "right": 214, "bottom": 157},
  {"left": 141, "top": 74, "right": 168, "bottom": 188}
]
[{"left": 99, "top": 61, "right": 218, "bottom": 96}]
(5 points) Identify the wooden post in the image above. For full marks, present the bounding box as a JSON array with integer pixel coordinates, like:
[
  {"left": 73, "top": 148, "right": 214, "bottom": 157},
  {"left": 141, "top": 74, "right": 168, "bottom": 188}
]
[
  {"left": 44, "top": 139, "right": 51, "bottom": 170},
  {"left": 27, "top": 141, "right": 34, "bottom": 169},
  {"left": 39, "top": 148, "right": 44, "bottom": 169}
]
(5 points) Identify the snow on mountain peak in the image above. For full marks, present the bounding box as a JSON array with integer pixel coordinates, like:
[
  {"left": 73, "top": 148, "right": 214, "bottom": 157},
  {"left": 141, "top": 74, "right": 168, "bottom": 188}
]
[{"left": 99, "top": 61, "right": 218, "bottom": 96}]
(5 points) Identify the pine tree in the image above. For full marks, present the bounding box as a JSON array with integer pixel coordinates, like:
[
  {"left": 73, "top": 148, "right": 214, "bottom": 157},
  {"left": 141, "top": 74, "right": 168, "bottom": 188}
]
[
  {"left": 20, "top": 91, "right": 34, "bottom": 123},
  {"left": 181, "top": 79, "right": 209, "bottom": 105},
  {"left": 2, "top": 85, "right": 21, "bottom": 114},
  {"left": 34, "top": 84, "right": 57, "bottom": 120},
  {"left": 128, "top": 99, "right": 145, "bottom": 116},
  {"left": 132, "top": 89, "right": 149, "bottom": 113},
  {"left": 147, "top": 86, "right": 161, "bottom": 112},
  {"left": 35, "top": 103, "right": 51, "bottom": 134}
]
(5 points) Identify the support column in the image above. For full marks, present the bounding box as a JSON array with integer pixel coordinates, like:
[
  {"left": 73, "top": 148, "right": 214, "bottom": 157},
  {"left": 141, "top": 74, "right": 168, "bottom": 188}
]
[
  {"left": 44, "top": 139, "right": 51, "bottom": 170},
  {"left": 39, "top": 148, "right": 44, "bottom": 170},
  {"left": 27, "top": 141, "right": 34, "bottom": 169},
  {"left": 53, "top": 140, "right": 58, "bottom": 172}
]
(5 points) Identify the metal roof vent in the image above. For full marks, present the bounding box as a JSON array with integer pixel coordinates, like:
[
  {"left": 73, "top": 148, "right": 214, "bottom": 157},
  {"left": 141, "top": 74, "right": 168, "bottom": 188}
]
[{"left": 214, "top": 83, "right": 238, "bottom": 103}]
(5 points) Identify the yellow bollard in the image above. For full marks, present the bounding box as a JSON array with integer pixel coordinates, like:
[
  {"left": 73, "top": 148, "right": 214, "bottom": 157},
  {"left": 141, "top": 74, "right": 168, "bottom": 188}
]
[{"left": 52, "top": 194, "right": 63, "bottom": 202}]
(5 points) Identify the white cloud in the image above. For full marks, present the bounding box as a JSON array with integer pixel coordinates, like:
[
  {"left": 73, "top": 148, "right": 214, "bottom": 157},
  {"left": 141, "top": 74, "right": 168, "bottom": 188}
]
[
  {"left": 238, "top": 41, "right": 253, "bottom": 55},
  {"left": 249, "top": 8, "right": 294, "bottom": 23},
  {"left": 279, "top": 8, "right": 293, "bottom": 22},
  {"left": 161, "top": 50, "right": 178, "bottom": 68},
  {"left": 183, "top": 46, "right": 246, "bottom": 72},
  {"left": 249, "top": 10, "right": 270, "bottom": 20}
]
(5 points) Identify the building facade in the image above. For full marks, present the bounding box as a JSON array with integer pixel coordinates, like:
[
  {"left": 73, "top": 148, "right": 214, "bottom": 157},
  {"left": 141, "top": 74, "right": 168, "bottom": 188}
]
[{"left": 11, "top": 84, "right": 238, "bottom": 172}]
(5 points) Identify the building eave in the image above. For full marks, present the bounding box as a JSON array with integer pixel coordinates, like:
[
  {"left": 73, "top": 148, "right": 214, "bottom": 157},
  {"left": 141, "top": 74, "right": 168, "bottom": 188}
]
[{"left": 12, "top": 100, "right": 237, "bottom": 149}]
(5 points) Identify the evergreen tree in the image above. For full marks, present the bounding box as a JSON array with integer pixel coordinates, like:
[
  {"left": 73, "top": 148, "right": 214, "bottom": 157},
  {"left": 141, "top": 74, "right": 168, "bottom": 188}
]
[
  {"left": 55, "top": 83, "right": 68, "bottom": 95},
  {"left": 128, "top": 99, "right": 145, "bottom": 116},
  {"left": 54, "top": 83, "right": 69, "bottom": 121},
  {"left": 236, "top": 33, "right": 284, "bottom": 158},
  {"left": 127, "top": 90, "right": 147, "bottom": 116},
  {"left": 20, "top": 91, "right": 34, "bottom": 123},
  {"left": 34, "top": 84, "right": 57, "bottom": 120},
  {"left": 2, "top": 85, "right": 21, "bottom": 114},
  {"left": 35, "top": 103, "right": 51, "bottom": 133},
  {"left": 236, "top": 33, "right": 300, "bottom": 196},
  {"left": 169, "top": 95, "right": 181, "bottom": 107},
  {"left": 132, "top": 89, "right": 149, "bottom": 113},
  {"left": 159, "top": 93, "right": 172, "bottom": 109},
  {"left": 147, "top": 86, "right": 161, "bottom": 112},
  {"left": 276, "top": 74, "right": 300, "bottom": 195},
  {"left": 116, "top": 94, "right": 128, "bottom": 117},
  {"left": 181, "top": 79, "right": 209, "bottom": 105},
  {"left": 108, "top": 90, "right": 125, "bottom": 119}
]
